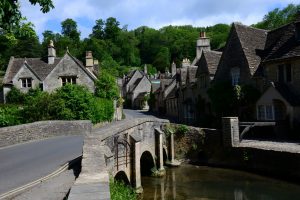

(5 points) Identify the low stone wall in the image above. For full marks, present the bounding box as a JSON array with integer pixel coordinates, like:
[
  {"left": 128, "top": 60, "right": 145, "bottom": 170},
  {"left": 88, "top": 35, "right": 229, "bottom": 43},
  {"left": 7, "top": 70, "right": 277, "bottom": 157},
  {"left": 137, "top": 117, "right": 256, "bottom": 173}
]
[{"left": 0, "top": 120, "right": 92, "bottom": 148}]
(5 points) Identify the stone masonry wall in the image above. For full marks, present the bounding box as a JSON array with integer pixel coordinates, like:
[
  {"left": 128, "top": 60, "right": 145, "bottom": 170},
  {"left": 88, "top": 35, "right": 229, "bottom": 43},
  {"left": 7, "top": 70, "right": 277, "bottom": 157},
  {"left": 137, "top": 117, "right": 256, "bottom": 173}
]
[{"left": 0, "top": 120, "right": 92, "bottom": 148}]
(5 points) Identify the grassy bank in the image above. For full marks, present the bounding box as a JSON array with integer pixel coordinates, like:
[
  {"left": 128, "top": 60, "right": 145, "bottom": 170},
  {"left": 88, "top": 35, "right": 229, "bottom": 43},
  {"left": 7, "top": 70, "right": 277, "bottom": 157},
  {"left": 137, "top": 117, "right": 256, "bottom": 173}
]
[{"left": 110, "top": 179, "right": 137, "bottom": 200}]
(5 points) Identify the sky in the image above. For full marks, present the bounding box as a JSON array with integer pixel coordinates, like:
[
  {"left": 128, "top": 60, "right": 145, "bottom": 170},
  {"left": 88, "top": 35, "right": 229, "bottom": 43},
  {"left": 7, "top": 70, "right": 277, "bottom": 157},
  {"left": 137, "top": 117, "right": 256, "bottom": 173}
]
[{"left": 20, "top": 0, "right": 299, "bottom": 40}]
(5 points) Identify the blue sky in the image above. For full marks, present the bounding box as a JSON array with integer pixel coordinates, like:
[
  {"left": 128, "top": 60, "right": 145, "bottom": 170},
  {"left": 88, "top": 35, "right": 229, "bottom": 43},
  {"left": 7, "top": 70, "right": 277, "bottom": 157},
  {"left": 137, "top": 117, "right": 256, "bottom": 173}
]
[{"left": 20, "top": 0, "right": 299, "bottom": 39}]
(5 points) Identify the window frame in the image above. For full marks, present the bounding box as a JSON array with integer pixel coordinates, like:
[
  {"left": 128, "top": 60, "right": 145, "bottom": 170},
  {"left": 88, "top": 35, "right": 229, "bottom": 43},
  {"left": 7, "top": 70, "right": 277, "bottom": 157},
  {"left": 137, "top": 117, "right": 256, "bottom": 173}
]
[
  {"left": 231, "top": 67, "right": 240, "bottom": 86},
  {"left": 61, "top": 76, "right": 77, "bottom": 86},
  {"left": 21, "top": 78, "right": 33, "bottom": 88}
]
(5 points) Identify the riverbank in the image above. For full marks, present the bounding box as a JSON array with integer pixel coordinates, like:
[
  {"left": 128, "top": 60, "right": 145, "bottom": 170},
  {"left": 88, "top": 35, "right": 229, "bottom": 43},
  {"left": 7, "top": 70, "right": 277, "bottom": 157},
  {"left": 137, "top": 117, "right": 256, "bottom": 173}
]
[{"left": 167, "top": 123, "right": 300, "bottom": 184}]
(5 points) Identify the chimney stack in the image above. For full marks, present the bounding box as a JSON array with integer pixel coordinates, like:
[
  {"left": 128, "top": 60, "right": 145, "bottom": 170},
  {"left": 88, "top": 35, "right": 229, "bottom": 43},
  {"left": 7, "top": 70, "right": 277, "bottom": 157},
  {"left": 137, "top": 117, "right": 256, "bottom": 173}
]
[
  {"left": 86, "top": 51, "right": 94, "bottom": 71},
  {"left": 171, "top": 61, "right": 176, "bottom": 77},
  {"left": 48, "top": 40, "right": 56, "bottom": 64},
  {"left": 144, "top": 64, "right": 148, "bottom": 75},
  {"left": 196, "top": 31, "right": 210, "bottom": 59}
]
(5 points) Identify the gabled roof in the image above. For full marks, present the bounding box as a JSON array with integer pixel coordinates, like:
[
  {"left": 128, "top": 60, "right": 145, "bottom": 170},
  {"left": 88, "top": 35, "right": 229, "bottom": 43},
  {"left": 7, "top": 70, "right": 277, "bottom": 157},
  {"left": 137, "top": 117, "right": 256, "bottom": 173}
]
[
  {"left": 261, "top": 19, "right": 300, "bottom": 63},
  {"left": 196, "top": 50, "right": 222, "bottom": 78},
  {"left": 3, "top": 52, "right": 97, "bottom": 85},
  {"left": 3, "top": 57, "right": 61, "bottom": 84},
  {"left": 233, "top": 23, "right": 268, "bottom": 75},
  {"left": 186, "top": 66, "right": 198, "bottom": 84}
]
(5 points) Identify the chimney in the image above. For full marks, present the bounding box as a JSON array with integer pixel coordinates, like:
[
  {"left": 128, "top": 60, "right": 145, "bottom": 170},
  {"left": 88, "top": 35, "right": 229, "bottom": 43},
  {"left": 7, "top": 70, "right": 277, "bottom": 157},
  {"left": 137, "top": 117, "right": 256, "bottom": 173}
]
[
  {"left": 196, "top": 31, "right": 211, "bottom": 59},
  {"left": 93, "top": 59, "right": 99, "bottom": 75},
  {"left": 86, "top": 51, "right": 93, "bottom": 71},
  {"left": 171, "top": 61, "right": 176, "bottom": 77},
  {"left": 144, "top": 64, "right": 148, "bottom": 75},
  {"left": 48, "top": 40, "right": 56, "bottom": 64}
]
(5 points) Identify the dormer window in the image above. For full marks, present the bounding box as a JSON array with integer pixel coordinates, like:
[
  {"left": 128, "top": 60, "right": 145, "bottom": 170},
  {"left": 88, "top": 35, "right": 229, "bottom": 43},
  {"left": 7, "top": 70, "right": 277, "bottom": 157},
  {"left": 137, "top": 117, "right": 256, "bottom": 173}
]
[
  {"left": 231, "top": 67, "right": 240, "bottom": 86},
  {"left": 61, "top": 76, "right": 77, "bottom": 86},
  {"left": 21, "top": 78, "right": 32, "bottom": 88}
]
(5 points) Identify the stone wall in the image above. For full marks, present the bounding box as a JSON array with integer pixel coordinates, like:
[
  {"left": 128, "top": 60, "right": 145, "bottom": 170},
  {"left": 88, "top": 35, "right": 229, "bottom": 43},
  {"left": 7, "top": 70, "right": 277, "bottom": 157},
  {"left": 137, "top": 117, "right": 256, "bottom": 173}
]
[{"left": 0, "top": 120, "right": 92, "bottom": 148}]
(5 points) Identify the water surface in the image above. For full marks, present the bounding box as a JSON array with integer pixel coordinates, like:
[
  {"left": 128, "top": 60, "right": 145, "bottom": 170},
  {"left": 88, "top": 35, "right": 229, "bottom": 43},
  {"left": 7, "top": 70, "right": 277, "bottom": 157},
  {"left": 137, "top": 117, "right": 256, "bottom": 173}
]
[{"left": 141, "top": 164, "right": 300, "bottom": 200}]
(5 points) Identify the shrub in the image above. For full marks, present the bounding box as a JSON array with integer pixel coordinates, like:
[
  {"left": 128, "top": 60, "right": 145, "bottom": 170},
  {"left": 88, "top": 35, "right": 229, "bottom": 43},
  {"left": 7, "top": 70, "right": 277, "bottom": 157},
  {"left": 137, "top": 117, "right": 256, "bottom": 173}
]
[
  {"left": 91, "top": 98, "right": 114, "bottom": 123},
  {"left": 176, "top": 124, "right": 189, "bottom": 135},
  {"left": 110, "top": 179, "right": 136, "bottom": 200},
  {"left": 95, "top": 70, "right": 119, "bottom": 100},
  {"left": 6, "top": 87, "right": 25, "bottom": 104},
  {"left": 0, "top": 105, "right": 23, "bottom": 127}
]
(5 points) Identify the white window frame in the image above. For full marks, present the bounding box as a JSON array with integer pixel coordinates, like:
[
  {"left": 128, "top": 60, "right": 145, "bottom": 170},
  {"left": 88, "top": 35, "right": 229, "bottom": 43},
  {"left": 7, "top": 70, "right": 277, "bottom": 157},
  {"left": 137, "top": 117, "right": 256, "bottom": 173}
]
[{"left": 257, "top": 104, "right": 275, "bottom": 121}]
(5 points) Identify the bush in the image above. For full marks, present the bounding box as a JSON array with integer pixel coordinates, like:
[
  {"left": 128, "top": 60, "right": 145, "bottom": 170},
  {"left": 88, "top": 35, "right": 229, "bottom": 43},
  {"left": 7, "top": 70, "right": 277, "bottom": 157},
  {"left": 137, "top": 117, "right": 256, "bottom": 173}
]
[
  {"left": 6, "top": 87, "right": 25, "bottom": 104},
  {"left": 110, "top": 179, "right": 136, "bottom": 200},
  {"left": 95, "top": 70, "right": 119, "bottom": 100},
  {"left": 91, "top": 98, "right": 114, "bottom": 123},
  {"left": 0, "top": 105, "right": 23, "bottom": 127}
]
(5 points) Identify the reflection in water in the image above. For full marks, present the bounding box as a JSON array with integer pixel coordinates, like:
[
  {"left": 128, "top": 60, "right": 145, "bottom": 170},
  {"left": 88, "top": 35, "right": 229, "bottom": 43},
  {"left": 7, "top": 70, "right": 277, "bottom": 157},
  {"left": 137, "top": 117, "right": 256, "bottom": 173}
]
[{"left": 140, "top": 164, "right": 300, "bottom": 200}]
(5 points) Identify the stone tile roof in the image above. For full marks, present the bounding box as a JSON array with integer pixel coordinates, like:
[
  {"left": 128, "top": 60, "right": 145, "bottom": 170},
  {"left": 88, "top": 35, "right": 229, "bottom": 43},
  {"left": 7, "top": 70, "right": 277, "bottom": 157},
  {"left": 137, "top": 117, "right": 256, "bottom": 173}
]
[
  {"left": 262, "top": 20, "right": 300, "bottom": 63},
  {"left": 3, "top": 57, "right": 62, "bottom": 84},
  {"left": 166, "top": 86, "right": 177, "bottom": 99},
  {"left": 234, "top": 23, "right": 268, "bottom": 75},
  {"left": 196, "top": 50, "right": 222, "bottom": 78},
  {"left": 151, "top": 82, "right": 160, "bottom": 93},
  {"left": 187, "top": 66, "right": 198, "bottom": 84}
]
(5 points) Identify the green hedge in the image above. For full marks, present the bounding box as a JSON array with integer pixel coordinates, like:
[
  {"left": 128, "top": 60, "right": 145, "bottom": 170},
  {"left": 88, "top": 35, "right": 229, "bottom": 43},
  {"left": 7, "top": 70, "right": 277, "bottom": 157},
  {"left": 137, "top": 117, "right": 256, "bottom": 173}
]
[{"left": 1, "top": 85, "right": 115, "bottom": 127}]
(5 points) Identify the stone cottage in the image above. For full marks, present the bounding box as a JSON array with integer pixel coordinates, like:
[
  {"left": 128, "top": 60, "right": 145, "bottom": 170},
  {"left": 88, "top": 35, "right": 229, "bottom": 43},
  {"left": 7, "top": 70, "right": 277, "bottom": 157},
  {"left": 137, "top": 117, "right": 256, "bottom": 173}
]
[
  {"left": 255, "top": 15, "right": 300, "bottom": 130},
  {"left": 122, "top": 65, "right": 151, "bottom": 109},
  {"left": 195, "top": 50, "right": 222, "bottom": 124},
  {"left": 214, "top": 23, "right": 267, "bottom": 86},
  {"left": 2, "top": 41, "right": 98, "bottom": 102}
]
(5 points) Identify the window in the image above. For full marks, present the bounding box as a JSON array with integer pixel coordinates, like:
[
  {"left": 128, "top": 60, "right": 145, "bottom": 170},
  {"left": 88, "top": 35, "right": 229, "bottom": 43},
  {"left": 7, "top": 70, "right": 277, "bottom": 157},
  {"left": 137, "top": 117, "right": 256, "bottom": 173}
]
[
  {"left": 277, "top": 64, "right": 292, "bottom": 83},
  {"left": 21, "top": 78, "right": 32, "bottom": 88},
  {"left": 61, "top": 76, "right": 77, "bottom": 86},
  {"left": 257, "top": 105, "right": 274, "bottom": 121},
  {"left": 231, "top": 68, "right": 240, "bottom": 86}
]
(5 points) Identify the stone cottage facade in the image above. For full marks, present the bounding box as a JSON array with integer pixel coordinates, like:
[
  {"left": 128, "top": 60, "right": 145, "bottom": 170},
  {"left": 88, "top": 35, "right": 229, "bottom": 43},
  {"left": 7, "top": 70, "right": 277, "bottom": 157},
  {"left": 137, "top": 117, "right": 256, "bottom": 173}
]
[
  {"left": 255, "top": 15, "right": 300, "bottom": 130},
  {"left": 214, "top": 23, "right": 267, "bottom": 86},
  {"left": 195, "top": 50, "right": 222, "bottom": 124},
  {"left": 2, "top": 41, "right": 98, "bottom": 102},
  {"left": 122, "top": 66, "right": 151, "bottom": 109}
]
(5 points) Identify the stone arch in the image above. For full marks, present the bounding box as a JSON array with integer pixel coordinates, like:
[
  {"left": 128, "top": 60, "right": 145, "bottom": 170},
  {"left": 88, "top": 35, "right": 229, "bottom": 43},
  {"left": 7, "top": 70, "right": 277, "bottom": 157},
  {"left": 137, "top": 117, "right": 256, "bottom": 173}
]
[
  {"left": 114, "top": 171, "right": 130, "bottom": 185},
  {"left": 140, "top": 151, "right": 155, "bottom": 176}
]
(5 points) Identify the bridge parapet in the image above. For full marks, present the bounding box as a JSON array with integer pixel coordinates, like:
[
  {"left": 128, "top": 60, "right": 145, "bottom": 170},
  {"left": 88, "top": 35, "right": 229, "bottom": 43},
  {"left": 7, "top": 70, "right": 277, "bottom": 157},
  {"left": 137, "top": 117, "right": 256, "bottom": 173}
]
[{"left": 68, "top": 117, "right": 170, "bottom": 200}]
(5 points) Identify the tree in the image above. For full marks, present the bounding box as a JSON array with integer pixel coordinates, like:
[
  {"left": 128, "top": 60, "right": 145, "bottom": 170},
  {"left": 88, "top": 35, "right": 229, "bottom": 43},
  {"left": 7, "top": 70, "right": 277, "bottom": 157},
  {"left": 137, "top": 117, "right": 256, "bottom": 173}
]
[
  {"left": 95, "top": 70, "right": 119, "bottom": 100},
  {"left": 153, "top": 47, "right": 170, "bottom": 72},
  {"left": 104, "top": 17, "right": 121, "bottom": 41},
  {"left": 91, "top": 19, "right": 105, "bottom": 39},
  {"left": 0, "top": 0, "right": 54, "bottom": 31},
  {"left": 61, "top": 18, "right": 80, "bottom": 41},
  {"left": 254, "top": 4, "right": 300, "bottom": 30}
]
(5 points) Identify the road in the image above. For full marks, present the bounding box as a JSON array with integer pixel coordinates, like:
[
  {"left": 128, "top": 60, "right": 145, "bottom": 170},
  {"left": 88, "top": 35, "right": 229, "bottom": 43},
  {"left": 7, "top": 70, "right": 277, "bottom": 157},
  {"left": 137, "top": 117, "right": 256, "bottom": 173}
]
[
  {"left": 0, "top": 135, "right": 83, "bottom": 195},
  {"left": 123, "top": 109, "right": 155, "bottom": 119}
]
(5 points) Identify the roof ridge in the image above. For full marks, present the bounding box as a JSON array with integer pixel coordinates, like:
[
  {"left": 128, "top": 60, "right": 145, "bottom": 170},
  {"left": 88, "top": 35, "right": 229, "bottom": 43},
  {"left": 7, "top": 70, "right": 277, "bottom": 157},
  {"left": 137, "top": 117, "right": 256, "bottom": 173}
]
[{"left": 233, "top": 22, "right": 268, "bottom": 33}]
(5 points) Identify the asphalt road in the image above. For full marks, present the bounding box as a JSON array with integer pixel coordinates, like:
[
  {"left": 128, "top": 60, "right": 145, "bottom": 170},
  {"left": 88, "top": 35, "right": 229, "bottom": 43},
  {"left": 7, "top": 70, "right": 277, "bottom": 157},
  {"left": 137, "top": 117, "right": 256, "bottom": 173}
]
[
  {"left": 123, "top": 109, "right": 154, "bottom": 119},
  {"left": 0, "top": 135, "right": 83, "bottom": 195}
]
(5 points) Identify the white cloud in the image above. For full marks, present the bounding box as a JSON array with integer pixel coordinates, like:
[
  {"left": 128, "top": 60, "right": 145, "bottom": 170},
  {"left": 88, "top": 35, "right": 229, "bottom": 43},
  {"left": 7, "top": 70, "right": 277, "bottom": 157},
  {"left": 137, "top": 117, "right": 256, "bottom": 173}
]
[{"left": 20, "top": 0, "right": 298, "bottom": 39}]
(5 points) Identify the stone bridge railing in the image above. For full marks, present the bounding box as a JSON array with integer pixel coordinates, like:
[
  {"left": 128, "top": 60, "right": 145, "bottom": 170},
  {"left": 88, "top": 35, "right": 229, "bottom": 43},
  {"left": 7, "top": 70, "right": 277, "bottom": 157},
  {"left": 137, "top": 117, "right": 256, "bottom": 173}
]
[{"left": 68, "top": 117, "right": 171, "bottom": 200}]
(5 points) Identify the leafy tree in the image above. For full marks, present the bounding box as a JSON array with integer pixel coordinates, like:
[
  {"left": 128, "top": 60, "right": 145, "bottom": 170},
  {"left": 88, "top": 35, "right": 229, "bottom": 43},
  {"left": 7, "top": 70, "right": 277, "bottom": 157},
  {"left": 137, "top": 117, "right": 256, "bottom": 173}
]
[
  {"left": 0, "top": 0, "right": 54, "bottom": 31},
  {"left": 91, "top": 19, "right": 105, "bottom": 39},
  {"left": 95, "top": 70, "right": 119, "bottom": 100},
  {"left": 104, "top": 17, "right": 121, "bottom": 41},
  {"left": 254, "top": 4, "right": 300, "bottom": 30},
  {"left": 153, "top": 47, "right": 170, "bottom": 72},
  {"left": 61, "top": 18, "right": 80, "bottom": 41}
]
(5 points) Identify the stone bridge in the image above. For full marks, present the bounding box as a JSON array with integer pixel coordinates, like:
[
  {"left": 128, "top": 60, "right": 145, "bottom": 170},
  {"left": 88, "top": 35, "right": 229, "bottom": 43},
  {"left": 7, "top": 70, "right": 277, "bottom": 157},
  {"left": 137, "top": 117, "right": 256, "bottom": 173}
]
[{"left": 69, "top": 117, "right": 177, "bottom": 200}]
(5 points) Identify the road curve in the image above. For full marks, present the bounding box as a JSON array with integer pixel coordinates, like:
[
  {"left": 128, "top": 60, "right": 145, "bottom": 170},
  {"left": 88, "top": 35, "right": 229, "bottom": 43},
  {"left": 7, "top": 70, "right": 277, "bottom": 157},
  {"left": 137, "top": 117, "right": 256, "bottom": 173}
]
[{"left": 0, "top": 135, "right": 83, "bottom": 195}]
